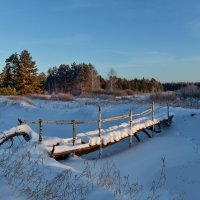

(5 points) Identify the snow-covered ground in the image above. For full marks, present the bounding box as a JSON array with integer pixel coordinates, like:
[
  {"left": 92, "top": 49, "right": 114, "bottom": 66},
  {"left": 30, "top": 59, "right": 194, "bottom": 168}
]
[{"left": 0, "top": 96, "right": 200, "bottom": 199}]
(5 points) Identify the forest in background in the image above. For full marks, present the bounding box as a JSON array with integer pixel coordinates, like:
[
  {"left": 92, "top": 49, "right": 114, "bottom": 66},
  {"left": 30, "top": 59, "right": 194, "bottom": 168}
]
[{"left": 0, "top": 50, "right": 198, "bottom": 97}]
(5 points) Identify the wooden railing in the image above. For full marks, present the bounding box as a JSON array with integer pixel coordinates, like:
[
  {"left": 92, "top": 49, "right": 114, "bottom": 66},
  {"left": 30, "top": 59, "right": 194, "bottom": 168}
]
[{"left": 18, "top": 102, "right": 170, "bottom": 148}]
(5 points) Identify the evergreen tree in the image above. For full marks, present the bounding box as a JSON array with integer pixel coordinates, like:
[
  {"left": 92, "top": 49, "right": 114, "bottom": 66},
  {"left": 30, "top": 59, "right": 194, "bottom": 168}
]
[
  {"left": 16, "top": 50, "right": 39, "bottom": 94},
  {"left": 46, "top": 66, "right": 58, "bottom": 93},
  {"left": 57, "top": 64, "right": 70, "bottom": 92},
  {"left": 0, "top": 53, "right": 19, "bottom": 88},
  {"left": 37, "top": 72, "right": 47, "bottom": 93},
  {"left": 0, "top": 50, "right": 41, "bottom": 95}
]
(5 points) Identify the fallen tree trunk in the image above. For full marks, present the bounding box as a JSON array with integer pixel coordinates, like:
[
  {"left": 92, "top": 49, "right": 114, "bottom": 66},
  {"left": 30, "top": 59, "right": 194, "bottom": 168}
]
[{"left": 0, "top": 132, "right": 31, "bottom": 146}]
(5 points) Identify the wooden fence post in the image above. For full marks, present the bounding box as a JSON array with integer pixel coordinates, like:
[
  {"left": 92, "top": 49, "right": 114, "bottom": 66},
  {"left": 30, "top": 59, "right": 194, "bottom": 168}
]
[
  {"left": 167, "top": 103, "right": 169, "bottom": 122},
  {"left": 98, "top": 106, "right": 102, "bottom": 158},
  {"left": 129, "top": 111, "right": 133, "bottom": 146},
  {"left": 152, "top": 101, "right": 154, "bottom": 136},
  {"left": 152, "top": 101, "right": 155, "bottom": 121},
  {"left": 72, "top": 120, "right": 76, "bottom": 146},
  {"left": 39, "top": 119, "right": 43, "bottom": 144}
]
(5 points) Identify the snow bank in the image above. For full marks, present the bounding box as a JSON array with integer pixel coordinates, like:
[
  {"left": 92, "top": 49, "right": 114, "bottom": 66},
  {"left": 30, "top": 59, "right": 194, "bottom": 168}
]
[{"left": 0, "top": 96, "right": 34, "bottom": 108}]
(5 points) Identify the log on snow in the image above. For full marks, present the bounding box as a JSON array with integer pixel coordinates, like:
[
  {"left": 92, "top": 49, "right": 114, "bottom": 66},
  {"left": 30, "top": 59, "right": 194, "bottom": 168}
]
[{"left": 0, "top": 132, "right": 31, "bottom": 146}]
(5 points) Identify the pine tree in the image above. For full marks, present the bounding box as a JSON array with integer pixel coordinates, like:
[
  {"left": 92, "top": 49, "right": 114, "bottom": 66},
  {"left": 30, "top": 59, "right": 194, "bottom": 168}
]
[
  {"left": 0, "top": 63, "right": 15, "bottom": 88},
  {"left": 16, "top": 50, "right": 39, "bottom": 94},
  {"left": 57, "top": 64, "right": 70, "bottom": 92},
  {"left": 46, "top": 66, "right": 59, "bottom": 93},
  {"left": 0, "top": 53, "right": 19, "bottom": 88},
  {"left": 0, "top": 50, "right": 42, "bottom": 95},
  {"left": 37, "top": 72, "right": 47, "bottom": 93}
]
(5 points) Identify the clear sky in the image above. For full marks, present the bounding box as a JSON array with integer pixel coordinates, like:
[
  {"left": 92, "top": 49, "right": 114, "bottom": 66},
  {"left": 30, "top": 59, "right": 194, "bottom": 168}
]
[{"left": 0, "top": 0, "right": 200, "bottom": 82}]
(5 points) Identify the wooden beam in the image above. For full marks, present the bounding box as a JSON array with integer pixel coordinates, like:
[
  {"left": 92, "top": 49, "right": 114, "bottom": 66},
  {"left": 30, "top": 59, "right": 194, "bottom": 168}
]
[
  {"left": 134, "top": 133, "right": 140, "bottom": 142},
  {"left": 142, "top": 129, "right": 151, "bottom": 138},
  {"left": 146, "top": 126, "right": 161, "bottom": 133}
]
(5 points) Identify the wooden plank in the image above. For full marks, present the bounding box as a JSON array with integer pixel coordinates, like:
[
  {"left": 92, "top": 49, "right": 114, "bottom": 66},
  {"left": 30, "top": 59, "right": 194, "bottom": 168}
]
[
  {"left": 101, "top": 114, "right": 129, "bottom": 122},
  {"left": 76, "top": 120, "right": 97, "bottom": 125},
  {"left": 19, "top": 119, "right": 97, "bottom": 125},
  {"left": 101, "top": 109, "right": 152, "bottom": 123},
  {"left": 139, "top": 109, "right": 152, "bottom": 116},
  {"left": 21, "top": 121, "right": 40, "bottom": 125},
  {"left": 43, "top": 120, "right": 73, "bottom": 124}
]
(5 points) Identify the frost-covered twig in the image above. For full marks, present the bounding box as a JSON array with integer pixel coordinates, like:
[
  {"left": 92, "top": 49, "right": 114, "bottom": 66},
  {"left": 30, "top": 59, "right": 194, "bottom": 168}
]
[{"left": 147, "top": 156, "right": 166, "bottom": 200}]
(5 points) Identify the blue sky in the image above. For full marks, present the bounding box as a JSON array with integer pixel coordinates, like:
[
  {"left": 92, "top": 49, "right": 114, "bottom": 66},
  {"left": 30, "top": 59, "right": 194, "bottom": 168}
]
[{"left": 0, "top": 0, "right": 200, "bottom": 82}]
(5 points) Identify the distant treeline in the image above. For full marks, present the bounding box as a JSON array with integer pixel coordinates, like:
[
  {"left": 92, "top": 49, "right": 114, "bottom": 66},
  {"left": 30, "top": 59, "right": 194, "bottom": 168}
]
[
  {"left": 46, "top": 64, "right": 163, "bottom": 95},
  {"left": 163, "top": 82, "right": 200, "bottom": 91},
  {"left": 0, "top": 49, "right": 163, "bottom": 95}
]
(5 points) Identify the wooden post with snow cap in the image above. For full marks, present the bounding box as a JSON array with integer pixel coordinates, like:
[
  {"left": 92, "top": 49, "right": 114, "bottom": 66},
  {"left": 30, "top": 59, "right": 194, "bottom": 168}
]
[
  {"left": 72, "top": 120, "right": 76, "bottom": 146},
  {"left": 152, "top": 101, "right": 155, "bottom": 136},
  {"left": 39, "top": 119, "right": 43, "bottom": 144},
  {"left": 98, "top": 106, "right": 102, "bottom": 158}
]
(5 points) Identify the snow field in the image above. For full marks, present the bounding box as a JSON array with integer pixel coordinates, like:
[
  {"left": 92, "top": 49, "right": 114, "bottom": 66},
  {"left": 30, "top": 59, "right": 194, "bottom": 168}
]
[{"left": 0, "top": 96, "right": 200, "bottom": 199}]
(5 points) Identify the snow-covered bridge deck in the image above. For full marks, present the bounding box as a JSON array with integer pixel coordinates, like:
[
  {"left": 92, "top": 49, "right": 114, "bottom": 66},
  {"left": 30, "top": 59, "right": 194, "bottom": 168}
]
[{"left": 50, "top": 115, "right": 173, "bottom": 159}]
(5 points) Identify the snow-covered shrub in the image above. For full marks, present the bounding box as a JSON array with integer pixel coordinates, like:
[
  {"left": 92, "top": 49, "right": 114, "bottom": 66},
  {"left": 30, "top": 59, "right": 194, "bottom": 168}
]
[
  {"left": 5, "top": 96, "right": 33, "bottom": 106},
  {"left": 0, "top": 143, "right": 90, "bottom": 200},
  {"left": 29, "top": 93, "right": 75, "bottom": 101},
  {"left": 125, "top": 89, "right": 135, "bottom": 96},
  {"left": 178, "top": 84, "right": 200, "bottom": 99},
  {"left": 29, "top": 94, "right": 51, "bottom": 100},
  {"left": 97, "top": 161, "right": 143, "bottom": 200},
  {"left": 53, "top": 93, "right": 75, "bottom": 101},
  {"left": 150, "top": 92, "right": 176, "bottom": 102},
  {"left": 0, "top": 140, "right": 167, "bottom": 200}
]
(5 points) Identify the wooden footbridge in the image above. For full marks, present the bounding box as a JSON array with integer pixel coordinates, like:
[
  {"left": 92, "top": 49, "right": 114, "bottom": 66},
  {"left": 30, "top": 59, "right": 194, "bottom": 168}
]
[{"left": 15, "top": 102, "right": 174, "bottom": 159}]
